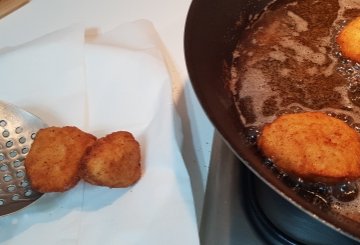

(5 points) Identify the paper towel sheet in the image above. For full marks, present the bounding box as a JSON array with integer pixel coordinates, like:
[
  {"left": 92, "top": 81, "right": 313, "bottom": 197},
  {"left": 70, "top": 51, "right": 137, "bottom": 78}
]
[{"left": 0, "top": 20, "right": 198, "bottom": 245}]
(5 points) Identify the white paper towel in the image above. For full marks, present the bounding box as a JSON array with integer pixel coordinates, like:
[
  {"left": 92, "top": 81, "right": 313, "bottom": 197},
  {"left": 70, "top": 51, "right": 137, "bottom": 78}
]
[{"left": 0, "top": 20, "right": 199, "bottom": 245}]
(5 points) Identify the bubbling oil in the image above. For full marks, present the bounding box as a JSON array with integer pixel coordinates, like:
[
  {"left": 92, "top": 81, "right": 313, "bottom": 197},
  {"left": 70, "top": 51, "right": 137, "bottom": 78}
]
[
  {"left": 245, "top": 108, "right": 360, "bottom": 211},
  {"left": 230, "top": 0, "right": 360, "bottom": 126},
  {"left": 229, "top": 0, "right": 360, "bottom": 221}
]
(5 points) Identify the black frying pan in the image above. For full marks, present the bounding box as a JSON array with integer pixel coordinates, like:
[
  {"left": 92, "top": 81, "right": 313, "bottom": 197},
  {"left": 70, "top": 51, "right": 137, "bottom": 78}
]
[{"left": 184, "top": 0, "right": 360, "bottom": 242}]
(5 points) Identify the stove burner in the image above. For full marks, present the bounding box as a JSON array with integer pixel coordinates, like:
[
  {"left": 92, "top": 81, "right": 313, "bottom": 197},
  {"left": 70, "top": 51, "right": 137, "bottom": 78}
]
[
  {"left": 200, "top": 133, "right": 359, "bottom": 245},
  {"left": 243, "top": 171, "right": 358, "bottom": 245},
  {"left": 243, "top": 172, "right": 298, "bottom": 244}
]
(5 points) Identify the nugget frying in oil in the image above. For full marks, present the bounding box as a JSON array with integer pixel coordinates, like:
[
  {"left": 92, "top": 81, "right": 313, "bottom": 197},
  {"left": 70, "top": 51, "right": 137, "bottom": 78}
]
[
  {"left": 258, "top": 112, "right": 360, "bottom": 182},
  {"left": 81, "top": 131, "right": 141, "bottom": 188},
  {"left": 337, "top": 16, "right": 360, "bottom": 63},
  {"left": 25, "top": 126, "right": 96, "bottom": 193}
]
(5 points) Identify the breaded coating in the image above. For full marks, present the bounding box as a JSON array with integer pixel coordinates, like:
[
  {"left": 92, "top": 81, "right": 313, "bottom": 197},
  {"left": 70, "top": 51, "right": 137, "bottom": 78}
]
[
  {"left": 258, "top": 112, "right": 360, "bottom": 182},
  {"left": 81, "top": 131, "right": 141, "bottom": 188},
  {"left": 337, "top": 16, "right": 360, "bottom": 63},
  {"left": 25, "top": 126, "right": 96, "bottom": 193}
]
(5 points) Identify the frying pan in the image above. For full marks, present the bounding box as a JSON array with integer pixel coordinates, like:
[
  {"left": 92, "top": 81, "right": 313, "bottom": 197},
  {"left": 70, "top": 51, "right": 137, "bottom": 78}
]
[{"left": 184, "top": 0, "right": 360, "bottom": 242}]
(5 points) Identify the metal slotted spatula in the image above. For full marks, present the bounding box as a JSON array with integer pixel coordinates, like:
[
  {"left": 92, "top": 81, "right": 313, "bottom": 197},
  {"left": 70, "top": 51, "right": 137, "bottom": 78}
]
[{"left": 0, "top": 101, "right": 46, "bottom": 215}]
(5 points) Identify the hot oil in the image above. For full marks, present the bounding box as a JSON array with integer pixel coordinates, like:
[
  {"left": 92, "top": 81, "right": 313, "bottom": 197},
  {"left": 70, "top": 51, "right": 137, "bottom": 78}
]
[{"left": 229, "top": 0, "right": 360, "bottom": 221}]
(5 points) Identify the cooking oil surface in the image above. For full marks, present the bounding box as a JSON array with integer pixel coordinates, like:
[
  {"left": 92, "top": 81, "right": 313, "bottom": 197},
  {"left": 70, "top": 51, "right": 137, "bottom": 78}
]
[
  {"left": 230, "top": 0, "right": 360, "bottom": 126},
  {"left": 229, "top": 0, "right": 360, "bottom": 222}
]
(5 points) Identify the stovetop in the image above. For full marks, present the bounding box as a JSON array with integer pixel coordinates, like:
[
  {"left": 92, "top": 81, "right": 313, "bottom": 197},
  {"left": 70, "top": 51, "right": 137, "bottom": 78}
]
[
  {"left": 200, "top": 132, "right": 359, "bottom": 245},
  {"left": 199, "top": 132, "right": 261, "bottom": 244}
]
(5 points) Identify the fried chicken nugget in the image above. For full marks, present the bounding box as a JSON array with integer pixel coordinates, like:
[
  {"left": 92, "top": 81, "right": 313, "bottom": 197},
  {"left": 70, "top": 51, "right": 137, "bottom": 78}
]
[
  {"left": 258, "top": 112, "right": 360, "bottom": 182},
  {"left": 337, "top": 16, "right": 360, "bottom": 63},
  {"left": 25, "top": 126, "right": 96, "bottom": 193},
  {"left": 81, "top": 131, "right": 141, "bottom": 187}
]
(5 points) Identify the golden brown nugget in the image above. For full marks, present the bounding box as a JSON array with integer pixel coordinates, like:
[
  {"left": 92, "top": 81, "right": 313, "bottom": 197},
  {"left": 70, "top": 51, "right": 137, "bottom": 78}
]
[
  {"left": 258, "top": 112, "right": 360, "bottom": 182},
  {"left": 81, "top": 131, "right": 141, "bottom": 187},
  {"left": 337, "top": 16, "right": 360, "bottom": 63},
  {"left": 25, "top": 126, "right": 96, "bottom": 193}
]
